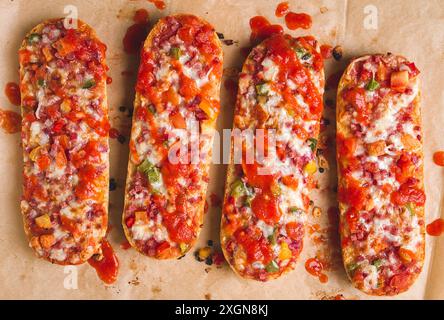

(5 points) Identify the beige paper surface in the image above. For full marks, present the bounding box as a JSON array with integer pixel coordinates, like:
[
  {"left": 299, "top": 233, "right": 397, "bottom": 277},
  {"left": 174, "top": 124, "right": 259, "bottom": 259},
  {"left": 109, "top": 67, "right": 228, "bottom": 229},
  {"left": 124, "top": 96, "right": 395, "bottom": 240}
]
[{"left": 0, "top": 0, "right": 443, "bottom": 300}]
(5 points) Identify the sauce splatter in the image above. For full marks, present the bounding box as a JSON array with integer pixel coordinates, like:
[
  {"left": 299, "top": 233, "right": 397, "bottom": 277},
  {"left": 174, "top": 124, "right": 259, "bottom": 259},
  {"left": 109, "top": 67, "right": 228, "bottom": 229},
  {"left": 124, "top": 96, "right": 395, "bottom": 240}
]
[
  {"left": 123, "top": 9, "right": 150, "bottom": 55},
  {"left": 305, "top": 257, "right": 328, "bottom": 283},
  {"left": 109, "top": 127, "right": 121, "bottom": 139},
  {"left": 426, "top": 218, "right": 444, "bottom": 237},
  {"left": 0, "top": 108, "right": 21, "bottom": 134},
  {"left": 134, "top": 8, "right": 149, "bottom": 24},
  {"left": 210, "top": 193, "right": 222, "bottom": 208},
  {"left": 433, "top": 151, "right": 444, "bottom": 166},
  {"left": 249, "top": 16, "right": 284, "bottom": 44},
  {"left": 120, "top": 240, "right": 132, "bottom": 250},
  {"left": 148, "top": 0, "right": 166, "bottom": 10},
  {"left": 5, "top": 82, "right": 21, "bottom": 106},
  {"left": 275, "top": 2, "right": 290, "bottom": 17},
  {"left": 88, "top": 240, "right": 119, "bottom": 284},
  {"left": 320, "top": 44, "right": 333, "bottom": 59},
  {"left": 285, "top": 12, "right": 312, "bottom": 30}
]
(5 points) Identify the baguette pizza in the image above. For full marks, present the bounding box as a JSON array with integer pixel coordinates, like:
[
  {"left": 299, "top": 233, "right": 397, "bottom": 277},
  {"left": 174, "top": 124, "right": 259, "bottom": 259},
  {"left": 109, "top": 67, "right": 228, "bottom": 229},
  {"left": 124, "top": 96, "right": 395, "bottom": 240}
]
[
  {"left": 19, "top": 19, "right": 109, "bottom": 265},
  {"left": 122, "top": 14, "right": 223, "bottom": 258},
  {"left": 337, "top": 54, "right": 425, "bottom": 295},
  {"left": 221, "top": 34, "right": 325, "bottom": 281}
]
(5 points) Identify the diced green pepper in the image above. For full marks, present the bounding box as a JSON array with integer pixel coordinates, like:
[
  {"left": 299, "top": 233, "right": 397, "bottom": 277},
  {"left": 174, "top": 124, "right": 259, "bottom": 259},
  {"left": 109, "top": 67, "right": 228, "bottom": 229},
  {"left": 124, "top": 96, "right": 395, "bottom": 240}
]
[
  {"left": 265, "top": 260, "right": 279, "bottom": 273},
  {"left": 82, "top": 79, "right": 96, "bottom": 89},
  {"left": 245, "top": 195, "right": 254, "bottom": 207},
  {"left": 289, "top": 207, "right": 303, "bottom": 214},
  {"left": 170, "top": 47, "right": 181, "bottom": 60},
  {"left": 138, "top": 159, "right": 161, "bottom": 185},
  {"left": 37, "top": 79, "right": 46, "bottom": 87},
  {"left": 406, "top": 203, "right": 415, "bottom": 216},
  {"left": 255, "top": 83, "right": 269, "bottom": 96},
  {"left": 148, "top": 105, "right": 156, "bottom": 114},
  {"left": 372, "top": 259, "right": 384, "bottom": 269},
  {"left": 27, "top": 33, "right": 41, "bottom": 45},
  {"left": 295, "top": 47, "right": 312, "bottom": 60},
  {"left": 267, "top": 228, "right": 278, "bottom": 245},
  {"left": 308, "top": 138, "right": 318, "bottom": 152},
  {"left": 231, "top": 179, "right": 246, "bottom": 197},
  {"left": 347, "top": 263, "right": 359, "bottom": 274},
  {"left": 366, "top": 78, "right": 380, "bottom": 91}
]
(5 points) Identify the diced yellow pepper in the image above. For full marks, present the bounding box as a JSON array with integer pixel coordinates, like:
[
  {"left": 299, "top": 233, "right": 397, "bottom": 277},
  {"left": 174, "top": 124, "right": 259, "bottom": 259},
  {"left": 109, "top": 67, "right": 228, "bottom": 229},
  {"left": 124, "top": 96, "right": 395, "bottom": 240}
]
[
  {"left": 39, "top": 234, "right": 55, "bottom": 248},
  {"left": 199, "top": 99, "right": 216, "bottom": 120},
  {"left": 279, "top": 242, "right": 292, "bottom": 261},
  {"left": 42, "top": 46, "right": 53, "bottom": 62},
  {"left": 179, "top": 243, "right": 188, "bottom": 254},
  {"left": 197, "top": 246, "right": 212, "bottom": 261},
  {"left": 35, "top": 214, "right": 52, "bottom": 229},
  {"left": 60, "top": 99, "right": 71, "bottom": 113},
  {"left": 304, "top": 160, "right": 317, "bottom": 175},
  {"left": 29, "top": 146, "right": 43, "bottom": 161},
  {"left": 135, "top": 211, "right": 148, "bottom": 224}
]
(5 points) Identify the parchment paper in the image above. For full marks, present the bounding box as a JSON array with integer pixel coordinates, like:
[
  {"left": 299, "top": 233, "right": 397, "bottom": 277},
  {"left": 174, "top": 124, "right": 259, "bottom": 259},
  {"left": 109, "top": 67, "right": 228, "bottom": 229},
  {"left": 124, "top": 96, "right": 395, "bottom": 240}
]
[{"left": 0, "top": 0, "right": 443, "bottom": 300}]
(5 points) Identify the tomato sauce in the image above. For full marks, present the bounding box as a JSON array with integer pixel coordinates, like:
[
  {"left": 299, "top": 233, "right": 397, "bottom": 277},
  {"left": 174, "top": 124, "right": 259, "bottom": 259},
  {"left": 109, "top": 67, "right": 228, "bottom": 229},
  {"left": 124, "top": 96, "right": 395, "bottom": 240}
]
[
  {"left": 285, "top": 12, "right": 312, "bottom": 30},
  {"left": 249, "top": 16, "right": 284, "bottom": 44},
  {"left": 433, "top": 151, "right": 444, "bottom": 166},
  {"left": 210, "top": 193, "right": 222, "bottom": 207},
  {"left": 148, "top": 0, "right": 166, "bottom": 10},
  {"left": 0, "top": 108, "right": 21, "bottom": 134},
  {"left": 123, "top": 9, "right": 150, "bottom": 55},
  {"left": 4, "top": 82, "right": 21, "bottom": 106},
  {"left": 88, "top": 240, "right": 119, "bottom": 284},
  {"left": 266, "top": 35, "right": 323, "bottom": 116},
  {"left": 320, "top": 44, "right": 333, "bottom": 59},
  {"left": 120, "top": 240, "right": 132, "bottom": 250},
  {"left": 275, "top": 2, "right": 290, "bottom": 17},
  {"left": 426, "top": 218, "right": 444, "bottom": 237},
  {"left": 109, "top": 127, "right": 120, "bottom": 139},
  {"left": 305, "top": 257, "right": 328, "bottom": 283},
  {"left": 134, "top": 8, "right": 149, "bottom": 24}
]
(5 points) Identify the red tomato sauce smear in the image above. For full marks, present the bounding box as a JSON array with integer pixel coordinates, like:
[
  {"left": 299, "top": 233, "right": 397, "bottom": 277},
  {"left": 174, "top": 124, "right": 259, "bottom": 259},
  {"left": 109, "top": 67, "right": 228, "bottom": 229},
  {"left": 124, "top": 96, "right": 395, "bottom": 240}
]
[
  {"left": 88, "top": 240, "right": 119, "bottom": 284},
  {"left": 123, "top": 9, "right": 150, "bottom": 54},
  {"left": 4, "top": 82, "right": 21, "bottom": 106},
  {"left": 249, "top": 16, "right": 284, "bottom": 44},
  {"left": 0, "top": 108, "right": 21, "bottom": 134},
  {"left": 275, "top": 2, "right": 290, "bottom": 17},
  {"left": 433, "top": 151, "right": 444, "bottom": 166},
  {"left": 426, "top": 218, "right": 444, "bottom": 237}
]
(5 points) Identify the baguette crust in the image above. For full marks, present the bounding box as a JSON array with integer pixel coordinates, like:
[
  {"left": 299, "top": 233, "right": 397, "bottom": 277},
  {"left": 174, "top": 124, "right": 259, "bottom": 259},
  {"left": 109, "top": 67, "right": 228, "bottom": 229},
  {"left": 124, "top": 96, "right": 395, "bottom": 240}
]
[
  {"left": 221, "top": 34, "right": 324, "bottom": 281},
  {"left": 336, "top": 54, "right": 424, "bottom": 295},
  {"left": 122, "top": 14, "right": 223, "bottom": 259},
  {"left": 19, "top": 19, "right": 109, "bottom": 265}
]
